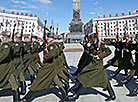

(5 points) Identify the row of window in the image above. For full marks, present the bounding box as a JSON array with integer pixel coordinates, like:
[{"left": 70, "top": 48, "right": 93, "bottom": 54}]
[
  {"left": 98, "top": 19, "right": 137, "bottom": 25},
  {"left": 101, "top": 32, "right": 137, "bottom": 36}
]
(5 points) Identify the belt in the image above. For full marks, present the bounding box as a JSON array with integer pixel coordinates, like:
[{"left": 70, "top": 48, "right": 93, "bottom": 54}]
[
  {"left": 16, "top": 53, "right": 20, "bottom": 56},
  {"left": 136, "top": 51, "right": 138, "bottom": 53}
]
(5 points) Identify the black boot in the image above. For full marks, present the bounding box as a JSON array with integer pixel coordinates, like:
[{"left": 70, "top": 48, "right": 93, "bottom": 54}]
[
  {"left": 69, "top": 83, "right": 85, "bottom": 100},
  {"left": 59, "top": 87, "right": 68, "bottom": 101},
  {"left": 124, "top": 69, "right": 128, "bottom": 76},
  {"left": 12, "top": 89, "right": 20, "bottom": 102},
  {"left": 20, "top": 91, "right": 35, "bottom": 102},
  {"left": 105, "top": 83, "right": 116, "bottom": 101},
  {"left": 132, "top": 88, "right": 138, "bottom": 95},
  {"left": 64, "top": 83, "right": 69, "bottom": 93},
  {"left": 110, "top": 68, "right": 121, "bottom": 78},
  {"left": 121, "top": 75, "right": 133, "bottom": 84},
  {"left": 20, "top": 81, "right": 26, "bottom": 95}
]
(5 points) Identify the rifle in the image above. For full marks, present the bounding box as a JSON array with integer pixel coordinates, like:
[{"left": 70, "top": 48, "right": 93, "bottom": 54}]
[
  {"left": 12, "top": 23, "right": 16, "bottom": 42},
  {"left": 43, "top": 19, "right": 47, "bottom": 56},
  {"left": 95, "top": 20, "right": 100, "bottom": 55}
]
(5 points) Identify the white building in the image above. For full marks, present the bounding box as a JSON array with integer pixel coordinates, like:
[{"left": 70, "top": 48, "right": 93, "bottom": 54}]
[
  {"left": 84, "top": 13, "right": 138, "bottom": 41},
  {"left": 0, "top": 12, "right": 44, "bottom": 38}
]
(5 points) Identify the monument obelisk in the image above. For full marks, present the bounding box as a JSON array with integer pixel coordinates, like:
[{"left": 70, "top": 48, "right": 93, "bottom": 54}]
[{"left": 68, "top": 0, "right": 84, "bottom": 42}]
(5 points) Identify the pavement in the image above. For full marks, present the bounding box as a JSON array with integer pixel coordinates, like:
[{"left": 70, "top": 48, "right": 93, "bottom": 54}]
[{"left": 0, "top": 43, "right": 138, "bottom": 102}]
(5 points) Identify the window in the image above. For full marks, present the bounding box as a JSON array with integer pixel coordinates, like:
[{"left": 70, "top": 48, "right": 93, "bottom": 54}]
[
  {"left": 129, "top": 20, "right": 131, "bottom": 23},
  {"left": 133, "top": 32, "right": 135, "bottom": 34},
  {"left": 26, "top": 22, "right": 28, "bottom": 24},
  {"left": 29, "top": 30, "right": 31, "bottom": 32},
  {"left": 130, "top": 28, "right": 131, "bottom": 30},
  {"left": 26, "top": 26, "right": 27, "bottom": 28},
  {"left": 29, "top": 26, "right": 31, "bottom": 28},
  {"left": 132, "top": 20, "right": 134, "bottom": 22},
  {"left": 30, "top": 22, "right": 31, "bottom": 24}
]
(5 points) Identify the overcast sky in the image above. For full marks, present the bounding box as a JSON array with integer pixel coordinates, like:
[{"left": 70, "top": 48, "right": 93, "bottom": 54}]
[{"left": 0, "top": 0, "right": 138, "bottom": 33}]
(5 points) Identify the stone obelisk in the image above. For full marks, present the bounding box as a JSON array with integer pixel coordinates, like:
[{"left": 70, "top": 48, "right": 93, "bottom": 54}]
[{"left": 68, "top": 0, "right": 84, "bottom": 42}]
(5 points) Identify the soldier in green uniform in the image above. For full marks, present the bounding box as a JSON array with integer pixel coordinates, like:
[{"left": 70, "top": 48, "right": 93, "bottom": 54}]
[
  {"left": 22, "top": 34, "right": 37, "bottom": 83},
  {"left": 105, "top": 40, "right": 123, "bottom": 68},
  {"left": 20, "top": 32, "right": 68, "bottom": 102},
  {"left": 70, "top": 33, "right": 116, "bottom": 101},
  {"left": 0, "top": 31, "right": 20, "bottom": 102},
  {"left": 31, "top": 35, "right": 42, "bottom": 71},
  {"left": 110, "top": 40, "right": 134, "bottom": 78},
  {"left": 13, "top": 33, "right": 26, "bottom": 95}
]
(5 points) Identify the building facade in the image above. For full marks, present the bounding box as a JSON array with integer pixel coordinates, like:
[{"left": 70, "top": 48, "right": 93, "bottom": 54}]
[
  {"left": 0, "top": 12, "right": 44, "bottom": 38},
  {"left": 84, "top": 13, "right": 138, "bottom": 41}
]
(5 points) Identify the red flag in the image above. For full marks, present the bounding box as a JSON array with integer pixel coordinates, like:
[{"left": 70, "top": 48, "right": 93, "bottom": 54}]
[
  {"left": 16, "top": 12, "right": 19, "bottom": 15},
  {"left": 3, "top": 9, "right": 5, "bottom": 13},
  {"left": 129, "top": 11, "right": 131, "bottom": 15},
  {"left": 122, "top": 13, "right": 124, "bottom": 16},
  {"left": 109, "top": 14, "right": 111, "bottom": 17},
  {"left": 116, "top": 13, "right": 118, "bottom": 16},
  {"left": 11, "top": 11, "right": 14, "bottom": 14},
  {"left": 21, "top": 13, "right": 23, "bottom": 15},
  {"left": 136, "top": 10, "right": 138, "bottom": 13},
  {"left": 30, "top": 14, "right": 33, "bottom": 17},
  {"left": 98, "top": 16, "right": 100, "bottom": 18},
  {"left": 25, "top": 13, "right": 28, "bottom": 16},
  {"left": 103, "top": 15, "right": 105, "bottom": 18},
  {"left": 34, "top": 15, "right": 37, "bottom": 17}
]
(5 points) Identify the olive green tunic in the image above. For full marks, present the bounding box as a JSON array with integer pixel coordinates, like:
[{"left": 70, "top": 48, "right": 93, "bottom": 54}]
[
  {"left": 30, "top": 42, "right": 58, "bottom": 91},
  {"left": 107, "top": 41, "right": 123, "bottom": 66},
  {"left": 23, "top": 42, "right": 37, "bottom": 75},
  {"left": 78, "top": 42, "right": 111, "bottom": 88},
  {"left": 118, "top": 43, "right": 134, "bottom": 70},
  {"left": 0, "top": 42, "right": 18, "bottom": 90},
  {"left": 31, "top": 41, "right": 41, "bottom": 70},
  {"left": 13, "top": 42, "right": 25, "bottom": 82}
]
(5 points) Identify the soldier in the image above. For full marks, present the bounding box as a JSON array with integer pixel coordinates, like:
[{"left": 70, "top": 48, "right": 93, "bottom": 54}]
[
  {"left": 72, "top": 35, "right": 92, "bottom": 76},
  {"left": 110, "top": 40, "right": 134, "bottom": 78},
  {"left": 13, "top": 32, "right": 26, "bottom": 95},
  {"left": 22, "top": 34, "right": 37, "bottom": 84},
  {"left": 105, "top": 40, "right": 123, "bottom": 68},
  {"left": 0, "top": 31, "right": 20, "bottom": 102},
  {"left": 69, "top": 33, "right": 116, "bottom": 101},
  {"left": 20, "top": 32, "right": 68, "bottom": 102},
  {"left": 31, "top": 35, "right": 42, "bottom": 71}
]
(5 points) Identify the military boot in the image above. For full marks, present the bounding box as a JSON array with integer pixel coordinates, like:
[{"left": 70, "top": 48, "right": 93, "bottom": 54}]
[
  {"left": 105, "top": 83, "right": 116, "bottom": 101},
  {"left": 132, "top": 88, "right": 138, "bottom": 95},
  {"left": 30, "top": 75, "right": 35, "bottom": 84},
  {"left": 12, "top": 89, "right": 20, "bottom": 102},
  {"left": 20, "top": 91, "right": 35, "bottom": 102},
  {"left": 59, "top": 87, "right": 68, "bottom": 101},
  {"left": 20, "top": 81, "right": 26, "bottom": 95},
  {"left": 110, "top": 68, "right": 121, "bottom": 77},
  {"left": 69, "top": 83, "right": 85, "bottom": 100},
  {"left": 121, "top": 75, "right": 133, "bottom": 84}
]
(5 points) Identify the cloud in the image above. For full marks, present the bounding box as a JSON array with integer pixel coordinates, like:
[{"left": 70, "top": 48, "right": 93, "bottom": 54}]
[
  {"left": 93, "top": 1, "right": 98, "bottom": 5},
  {"left": 11, "top": 5, "right": 20, "bottom": 8},
  {"left": 90, "top": 12, "right": 96, "bottom": 15},
  {"left": 20, "top": 5, "right": 38, "bottom": 9},
  {"left": 11, "top": 0, "right": 27, "bottom": 5},
  {"left": 33, "top": 0, "right": 52, "bottom": 4},
  {"left": 0, "top": 6, "right": 31, "bottom": 13}
]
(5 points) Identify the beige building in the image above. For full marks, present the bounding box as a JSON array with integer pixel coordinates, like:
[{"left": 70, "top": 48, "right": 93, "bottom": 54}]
[
  {"left": 0, "top": 12, "right": 43, "bottom": 38},
  {"left": 84, "top": 13, "right": 138, "bottom": 41}
]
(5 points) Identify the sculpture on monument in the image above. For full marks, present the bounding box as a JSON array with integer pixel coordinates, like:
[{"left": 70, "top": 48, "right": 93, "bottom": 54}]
[{"left": 68, "top": 0, "right": 84, "bottom": 42}]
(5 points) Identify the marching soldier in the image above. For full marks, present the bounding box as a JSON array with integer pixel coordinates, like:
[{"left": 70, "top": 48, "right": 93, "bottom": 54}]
[
  {"left": 20, "top": 32, "right": 68, "bottom": 102},
  {"left": 105, "top": 40, "right": 123, "bottom": 68},
  {"left": 69, "top": 33, "right": 116, "bottom": 101},
  {"left": 72, "top": 35, "right": 92, "bottom": 76},
  {"left": 13, "top": 32, "right": 26, "bottom": 95},
  {"left": 22, "top": 34, "right": 37, "bottom": 84},
  {"left": 110, "top": 40, "right": 134, "bottom": 78},
  {"left": 0, "top": 31, "right": 20, "bottom": 102}
]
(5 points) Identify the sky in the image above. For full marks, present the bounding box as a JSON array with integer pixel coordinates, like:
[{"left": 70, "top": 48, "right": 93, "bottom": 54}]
[{"left": 0, "top": 0, "right": 138, "bottom": 33}]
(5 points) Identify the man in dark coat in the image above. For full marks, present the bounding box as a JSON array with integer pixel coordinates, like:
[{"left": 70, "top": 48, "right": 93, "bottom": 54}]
[
  {"left": 69, "top": 33, "right": 116, "bottom": 101},
  {"left": 0, "top": 31, "right": 20, "bottom": 102}
]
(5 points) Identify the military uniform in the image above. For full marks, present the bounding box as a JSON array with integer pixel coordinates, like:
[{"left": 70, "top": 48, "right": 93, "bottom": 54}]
[
  {"left": 78, "top": 42, "right": 111, "bottom": 88},
  {"left": 107, "top": 41, "right": 123, "bottom": 67}
]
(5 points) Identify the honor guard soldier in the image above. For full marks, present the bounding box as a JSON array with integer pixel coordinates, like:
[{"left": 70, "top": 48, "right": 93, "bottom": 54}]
[
  {"left": 69, "top": 33, "right": 116, "bottom": 101},
  {"left": 13, "top": 32, "right": 27, "bottom": 95},
  {"left": 21, "top": 32, "right": 68, "bottom": 102},
  {"left": 23, "top": 34, "right": 37, "bottom": 84},
  {"left": 0, "top": 31, "right": 20, "bottom": 102}
]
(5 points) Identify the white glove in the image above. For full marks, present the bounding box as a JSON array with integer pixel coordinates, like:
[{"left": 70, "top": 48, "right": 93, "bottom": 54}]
[
  {"left": 117, "top": 48, "right": 120, "bottom": 51},
  {"left": 96, "top": 55, "right": 100, "bottom": 60},
  {"left": 126, "top": 49, "right": 129, "bottom": 52}
]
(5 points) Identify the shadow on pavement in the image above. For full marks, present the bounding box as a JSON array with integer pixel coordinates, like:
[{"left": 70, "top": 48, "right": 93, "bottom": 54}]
[{"left": 0, "top": 88, "right": 12, "bottom": 97}]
